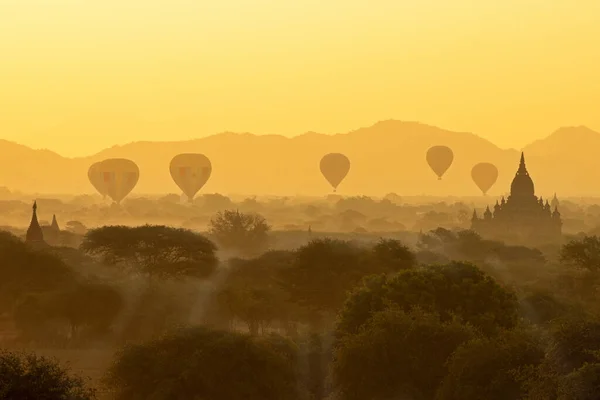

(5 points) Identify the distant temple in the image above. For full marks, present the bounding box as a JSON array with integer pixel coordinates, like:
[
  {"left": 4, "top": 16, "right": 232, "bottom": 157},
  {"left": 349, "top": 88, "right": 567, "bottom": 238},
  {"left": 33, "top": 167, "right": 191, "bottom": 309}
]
[
  {"left": 25, "top": 201, "right": 45, "bottom": 244},
  {"left": 471, "top": 153, "right": 562, "bottom": 245},
  {"left": 50, "top": 214, "right": 60, "bottom": 232}
]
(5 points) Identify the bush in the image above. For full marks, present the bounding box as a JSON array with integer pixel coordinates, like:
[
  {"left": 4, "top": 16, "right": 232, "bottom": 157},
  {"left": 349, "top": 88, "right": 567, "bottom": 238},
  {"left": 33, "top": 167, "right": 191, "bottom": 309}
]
[{"left": 0, "top": 350, "right": 96, "bottom": 399}]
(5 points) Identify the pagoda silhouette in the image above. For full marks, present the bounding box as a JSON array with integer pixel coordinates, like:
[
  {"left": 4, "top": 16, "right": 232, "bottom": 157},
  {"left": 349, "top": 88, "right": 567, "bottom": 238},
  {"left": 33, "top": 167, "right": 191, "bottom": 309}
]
[
  {"left": 25, "top": 201, "right": 45, "bottom": 244},
  {"left": 471, "top": 153, "right": 562, "bottom": 245}
]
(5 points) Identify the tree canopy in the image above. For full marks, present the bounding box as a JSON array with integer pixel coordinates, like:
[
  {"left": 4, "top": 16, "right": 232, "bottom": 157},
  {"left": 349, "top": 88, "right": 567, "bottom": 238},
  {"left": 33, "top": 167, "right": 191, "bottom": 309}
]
[
  {"left": 105, "top": 327, "right": 302, "bottom": 400},
  {"left": 80, "top": 225, "right": 218, "bottom": 278},
  {"left": 336, "top": 261, "right": 519, "bottom": 339},
  {"left": 437, "top": 329, "right": 546, "bottom": 400},
  {"left": 560, "top": 235, "right": 600, "bottom": 272},
  {"left": 332, "top": 308, "right": 475, "bottom": 400},
  {"left": 280, "top": 238, "right": 373, "bottom": 322},
  {"left": 0, "top": 231, "right": 75, "bottom": 312},
  {"left": 216, "top": 250, "right": 295, "bottom": 334},
  {"left": 208, "top": 209, "right": 271, "bottom": 256}
]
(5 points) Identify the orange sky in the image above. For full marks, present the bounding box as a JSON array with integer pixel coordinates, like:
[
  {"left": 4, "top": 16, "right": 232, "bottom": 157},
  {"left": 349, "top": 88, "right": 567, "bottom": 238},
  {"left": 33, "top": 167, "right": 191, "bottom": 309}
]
[{"left": 1, "top": 0, "right": 600, "bottom": 157}]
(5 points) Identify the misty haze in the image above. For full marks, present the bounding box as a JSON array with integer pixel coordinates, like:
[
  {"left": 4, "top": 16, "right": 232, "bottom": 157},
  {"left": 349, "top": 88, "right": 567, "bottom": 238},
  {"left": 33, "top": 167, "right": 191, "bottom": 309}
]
[{"left": 3, "top": 1, "right": 600, "bottom": 399}]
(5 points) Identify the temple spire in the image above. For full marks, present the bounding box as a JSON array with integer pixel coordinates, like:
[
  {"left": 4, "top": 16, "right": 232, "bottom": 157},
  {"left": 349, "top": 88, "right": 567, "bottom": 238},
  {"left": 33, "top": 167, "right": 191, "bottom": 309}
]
[
  {"left": 50, "top": 214, "right": 60, "bottom": 232},
  {"left": 26, "top": 200, "right": 44, "bottom": 244},
  {"left": 517, "top": 152, "right": 528, "bottom": 175}
]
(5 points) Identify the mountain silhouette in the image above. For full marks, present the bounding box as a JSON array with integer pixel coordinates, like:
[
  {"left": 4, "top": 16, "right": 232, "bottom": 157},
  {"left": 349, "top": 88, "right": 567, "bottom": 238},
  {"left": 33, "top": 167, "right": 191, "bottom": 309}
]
[{"left": 0, "top": 121, "right": 597, "bottom": 197}]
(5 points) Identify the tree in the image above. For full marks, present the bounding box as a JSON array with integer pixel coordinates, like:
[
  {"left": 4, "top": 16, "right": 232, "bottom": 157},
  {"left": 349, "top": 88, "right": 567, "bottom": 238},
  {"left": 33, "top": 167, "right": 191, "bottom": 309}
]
[
  {"left": 198, "top": 193, "right": 234, "bottom": 212},
  {"left": 336, "top": 261, "right": 519, "bottom": 339},
  {"left": 65, "top": 220, "right": 87, "bottom": 235},
  {"left": 81, "top": 225, "right": 218, "bottom": 279},
  {"left": 14, "top": 281, "right": 124, "bottom": 344},
  {"left": 332, "top": 308, "right": 475, "bottom": 400},
  {"left": 208, "top": 210, "right": 271, "bottom": 256},
  {"left": 239, "top": 196, "right": 263, "bottom": 212},
  {"left": 216, "top": 250, "right": 295, "bottom": 334},
  {"left": 558, "top": 362, "right": 600, "bottom": 400},
  {"left": 561, "top": 236, "right": 600, "bottom": 273},
  {"left": 519, "top": 290, "right": 573, "bottom": 326},
  {"left": 0, "top": 232, "right": 75, "bottom": 313},
  {"left": 369, "top": 238, "right": 416, "bottom": 272},
  {"left": 13, "top": 293, "right": 65, "bottom": 345},
  {"left": 280, "top": 238, "right": 372, "bottom": 326},
  {"left": 547, "top": 316, "right": 600, "bottom": 375},
  {"left": 0, "top": 350, "right": 96, "bottom": 399},
  {"left": 436, "top": 329, "right": 546, "bottom": 400},
  {"left": 55, "top": 281, "right": 124, "bottom": 340},
  {"left": 105, "top": 327, "right": 302, "bottom": 400}
]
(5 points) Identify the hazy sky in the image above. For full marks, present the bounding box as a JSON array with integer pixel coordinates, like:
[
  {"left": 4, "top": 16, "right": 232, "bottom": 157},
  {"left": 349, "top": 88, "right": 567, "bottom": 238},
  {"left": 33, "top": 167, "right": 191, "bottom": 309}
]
[{"left": 2, "top": 0, "right": 600, "bottom": 157}]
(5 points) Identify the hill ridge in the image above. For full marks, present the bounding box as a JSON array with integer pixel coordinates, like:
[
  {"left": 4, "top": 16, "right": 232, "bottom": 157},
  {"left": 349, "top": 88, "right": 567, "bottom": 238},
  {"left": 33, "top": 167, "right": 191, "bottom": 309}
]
[{"left": 0, "top": 121, "right": 597, "bottom": 196}]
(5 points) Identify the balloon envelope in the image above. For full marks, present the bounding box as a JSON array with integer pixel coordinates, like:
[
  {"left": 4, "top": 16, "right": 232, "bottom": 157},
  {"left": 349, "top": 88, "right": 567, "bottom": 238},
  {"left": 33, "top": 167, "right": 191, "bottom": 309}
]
[
  {"left": 96, "top": 158, "right": 139, "bottom": 204},
  {"left": 169, "top": 154, "right": 212, "bottom": 202},
  {"left": 88, "top": 162, "right": 107, "bottom": 197},
  {"left": 426, "top": 146, "right": 454, "bottom": 180},
  {"left": 471, "top": 162, "right": 499, "bottom": 195},
  {"left": 320, "top": 153, "right": 350, "bottom": 192}
]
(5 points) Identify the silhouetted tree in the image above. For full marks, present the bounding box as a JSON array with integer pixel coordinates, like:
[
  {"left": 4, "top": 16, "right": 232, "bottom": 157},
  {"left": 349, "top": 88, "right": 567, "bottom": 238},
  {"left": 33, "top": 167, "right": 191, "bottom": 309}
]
[
  {"left": 558, "top": 362, "right": 600, "bottom": 400},
  {"left": 336, "top": 261, "right": 519, "bottom": 339},
  {"left": 198, "top": 193, "right": 234, "bottom": 212},
  {"left": 519, "top": 290, "right": 574, "bottom": 326},
  {"left": 14, "top": 281, "right": 123, "bottom": 343},
  {"left": 216, "top": 251, "right": 295, "bottom": 334},
  {"left": 280, "top": 239, "right": 372, "bottom": 327},
  {"left": 0, "top": 232, "right": 75, "bottom": 313},
  {"left": 55, "top": 281, "right": 124, "bottom": 340},
  {"left": 13, "top": 293, "right": 65, "bottom": 345},
  {"left": 548, "top": 316, "right": 600, "bottom": 376},
  {"left": 0, "top": 350, "right": 96, "bottom": 399},
  {"left": 65, "top": 220, "right": 87, "bottom": 235},
  {"left": 81, "top": 225, "right": 218, "bottom": 279},
  {"left": 332, "top": 308, "right": 475, "bottom": 400},
  {"left": 561, "top": 236, "right": 600, "bottom": 273},
  {"left": 437, "top": 329, "right": 546, "bottom": 400},
  {"left": 208, "top": 210, "right": 270, "bottom": 256},
  {"left": 369, "top": 238, "right": 416, "bottom": 272},
  {"left": 105, "top": 327, "right": 302, "bottom": 400},
  {"left": 239, "top": 196, "right": 263, "bottom": 212}
]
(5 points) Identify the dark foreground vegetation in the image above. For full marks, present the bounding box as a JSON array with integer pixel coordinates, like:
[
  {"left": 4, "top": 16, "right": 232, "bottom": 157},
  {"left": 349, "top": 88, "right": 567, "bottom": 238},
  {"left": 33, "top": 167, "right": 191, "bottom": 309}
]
[{"left": 2, "top": 209, "right": 600, "bottom": 399}]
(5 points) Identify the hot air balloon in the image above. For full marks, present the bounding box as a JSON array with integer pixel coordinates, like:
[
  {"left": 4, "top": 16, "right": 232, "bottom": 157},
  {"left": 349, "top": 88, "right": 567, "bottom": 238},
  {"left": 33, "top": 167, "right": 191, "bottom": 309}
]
[
  {"left": 169, "top": 153, "right": 212, "bottom": 203},
  {"left": 88, "top": 162, "right": 107, "bottom": 199},
  {"left": 96, "top": 158, "right": 139, "bottom": 204},
  {"left": 320, "top": 153, "right": 350, "bottom": 193},
  {"left": 471, "top": 162, "right": 498, "bottom": 195},
  {"left": 426, "top": 146, "right": 454, "bottom": 180}
]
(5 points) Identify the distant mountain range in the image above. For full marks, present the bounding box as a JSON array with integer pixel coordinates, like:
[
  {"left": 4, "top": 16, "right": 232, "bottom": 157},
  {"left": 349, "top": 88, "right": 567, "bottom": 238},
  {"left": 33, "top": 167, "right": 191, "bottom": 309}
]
[{"left": 1, "top": 120, "right": 598, "bottom": 197}]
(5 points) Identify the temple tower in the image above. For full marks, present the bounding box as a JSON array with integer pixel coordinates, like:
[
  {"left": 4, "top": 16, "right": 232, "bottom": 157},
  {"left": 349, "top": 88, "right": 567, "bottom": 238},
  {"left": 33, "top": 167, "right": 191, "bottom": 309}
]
[{"left": 25, "top": 201, "right": 45, "bottom": 244}]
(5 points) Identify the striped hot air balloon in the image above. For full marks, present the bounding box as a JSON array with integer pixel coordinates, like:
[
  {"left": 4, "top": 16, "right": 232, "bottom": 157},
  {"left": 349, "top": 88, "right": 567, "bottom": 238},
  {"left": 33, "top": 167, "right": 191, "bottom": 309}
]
[
  {"left": 96, "top": 158, "right": 139, "bottom": 204},
  {"left": 169, "top": 154, "right": 212, "bottom": 202}
]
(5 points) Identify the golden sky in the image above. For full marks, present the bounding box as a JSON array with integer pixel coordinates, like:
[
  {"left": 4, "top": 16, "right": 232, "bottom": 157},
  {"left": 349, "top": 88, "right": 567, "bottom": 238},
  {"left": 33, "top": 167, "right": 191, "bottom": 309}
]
[{"left": 1, "top": 0, "right": 600, "bottom": 157}]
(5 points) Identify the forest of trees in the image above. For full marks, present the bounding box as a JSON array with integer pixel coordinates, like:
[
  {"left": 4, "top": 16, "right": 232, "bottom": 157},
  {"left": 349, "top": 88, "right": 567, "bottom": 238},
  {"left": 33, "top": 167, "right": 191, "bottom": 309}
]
[{"left": 2, "top": 211, "right": 600, "bottom": 399}]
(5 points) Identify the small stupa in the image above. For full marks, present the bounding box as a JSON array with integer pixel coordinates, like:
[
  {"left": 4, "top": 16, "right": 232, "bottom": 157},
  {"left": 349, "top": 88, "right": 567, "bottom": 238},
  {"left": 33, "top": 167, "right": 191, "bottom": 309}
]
[{"left": 50, "top": 214, "right": 60, "bottom": 233}]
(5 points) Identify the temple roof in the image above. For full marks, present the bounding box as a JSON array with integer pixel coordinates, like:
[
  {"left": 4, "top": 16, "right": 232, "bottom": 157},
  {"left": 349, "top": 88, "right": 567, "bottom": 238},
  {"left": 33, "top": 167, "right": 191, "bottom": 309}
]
[{"left": 510, "top": 152, "right": 535, "bottom": 198}]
